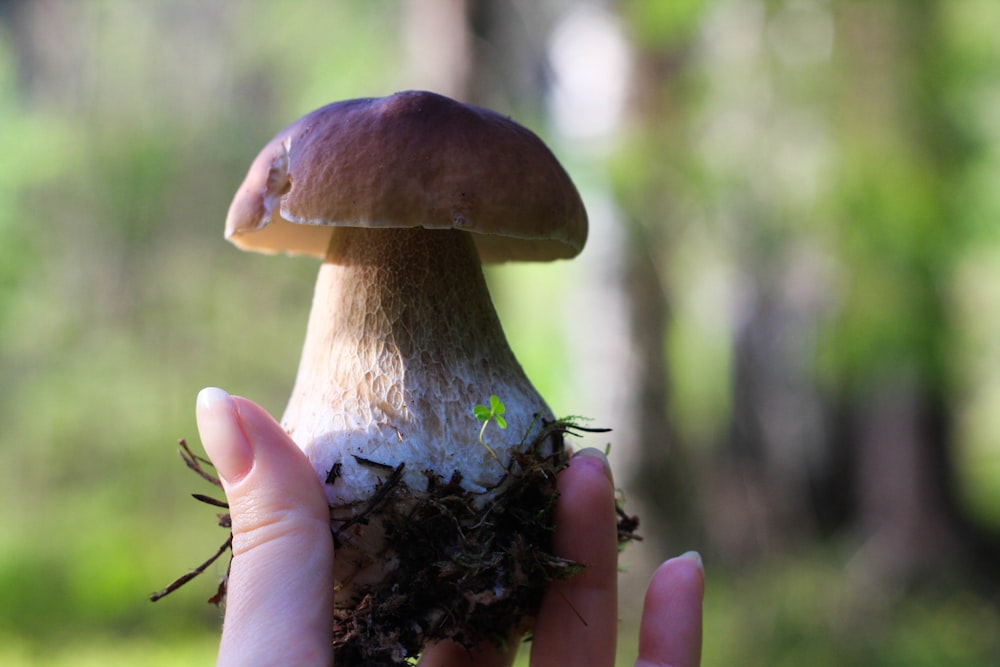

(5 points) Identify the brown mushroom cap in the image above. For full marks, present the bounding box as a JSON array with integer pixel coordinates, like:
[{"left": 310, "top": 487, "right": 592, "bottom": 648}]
[{"left": 225, "top": 90, "right": 587, "bottom": 263}]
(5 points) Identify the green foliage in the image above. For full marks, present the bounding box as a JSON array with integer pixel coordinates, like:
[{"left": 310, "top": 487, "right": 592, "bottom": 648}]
[
  {"left": 621, "top": 0, "right": 705, "bottom": 48},
  {"left": 1, "top": 1, "right": 999, "bottom": 664}
]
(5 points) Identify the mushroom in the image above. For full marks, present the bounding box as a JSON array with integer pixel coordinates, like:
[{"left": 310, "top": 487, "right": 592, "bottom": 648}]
[{"left": 225, "top": 90, "right": 588, "bottom": 660}]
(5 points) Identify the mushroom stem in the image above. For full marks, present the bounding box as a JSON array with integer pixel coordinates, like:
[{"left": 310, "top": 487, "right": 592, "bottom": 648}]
[{"left": 282, "top": 226, "right": 553, "bottom": 506}]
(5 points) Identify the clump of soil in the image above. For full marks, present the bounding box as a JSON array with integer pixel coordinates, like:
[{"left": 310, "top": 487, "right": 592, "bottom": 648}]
[{"left": 152, "top": 418, "right": 639, "bottom": 666}]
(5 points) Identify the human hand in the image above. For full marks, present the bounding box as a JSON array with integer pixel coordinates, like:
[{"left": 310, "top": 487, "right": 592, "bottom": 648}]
[{"left": 196, "top": 387, "right": 704, "bottom": 667}]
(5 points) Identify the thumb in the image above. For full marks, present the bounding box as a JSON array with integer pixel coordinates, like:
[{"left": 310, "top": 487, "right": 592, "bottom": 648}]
[{"left": 196, "top": 387, "right": 334, "bottom": 667}]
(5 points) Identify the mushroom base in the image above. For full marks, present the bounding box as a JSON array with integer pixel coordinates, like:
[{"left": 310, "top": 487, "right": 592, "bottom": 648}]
[
  {"left": 153, "top": 420, "right": 640, "bottom": 666},
  {"left": 331, "top": 423, "right": 576, "bottom": 665}
]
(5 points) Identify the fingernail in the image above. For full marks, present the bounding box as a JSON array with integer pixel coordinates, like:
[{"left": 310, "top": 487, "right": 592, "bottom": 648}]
[
  {"left": 573, "top": 447, "right": 614, "bottom": 483},
  {"left": 196, "top": 387, "right": 253, "bottom": 484},
  {"left": 678, "top": 550, "right": 704, "bottom": 574}
]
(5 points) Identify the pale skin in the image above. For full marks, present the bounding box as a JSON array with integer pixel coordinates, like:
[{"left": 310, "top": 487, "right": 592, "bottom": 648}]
[{"left": 196, "top": 387, "right": 704, "bottom": 667}]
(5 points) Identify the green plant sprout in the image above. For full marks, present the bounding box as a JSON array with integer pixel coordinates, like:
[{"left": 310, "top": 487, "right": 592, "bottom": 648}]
[{"left": 473, "top": 394, "right": 507, "bottom": 462}]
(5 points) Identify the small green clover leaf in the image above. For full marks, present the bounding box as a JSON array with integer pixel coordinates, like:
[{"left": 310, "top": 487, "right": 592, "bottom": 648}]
[
  {"left": 474, "top": 394, "right": 507, "bottom": 426},
  {"left": 474, "top": 394, "right": 508, "bottom": 464}
]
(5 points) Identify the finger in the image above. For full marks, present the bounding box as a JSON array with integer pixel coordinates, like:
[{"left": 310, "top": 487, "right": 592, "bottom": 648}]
[
  {"left": 197, "top": 387, "right": 335, "bottom": 667},
  {"left": 529, "top": 448, "right": 619, "bottom": 667},
  {"left": 634, "top": 552, "right": 704, "bottom": 667},
  {"left": 417, "top": 638, "right": 517, "bottom": 667}
]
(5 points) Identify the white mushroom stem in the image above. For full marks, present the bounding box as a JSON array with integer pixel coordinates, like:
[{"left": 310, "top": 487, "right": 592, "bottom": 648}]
[{"left": 281, "top": 226, "right": 554, "bottom": 508}]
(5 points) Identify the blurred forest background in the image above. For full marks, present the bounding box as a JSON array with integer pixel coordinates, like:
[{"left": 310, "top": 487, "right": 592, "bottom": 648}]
[{"left": 1, "top": 0, "right": 999, "bottom": 665}]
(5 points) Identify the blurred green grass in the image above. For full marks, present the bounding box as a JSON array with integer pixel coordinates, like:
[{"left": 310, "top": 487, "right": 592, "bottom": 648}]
[
  {"left": 0, "top": 633, "right": 218, "bottom": 667},
  {"left": 3, "top": 547, "right": 998, "bottom": 665}
]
